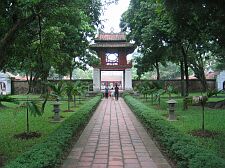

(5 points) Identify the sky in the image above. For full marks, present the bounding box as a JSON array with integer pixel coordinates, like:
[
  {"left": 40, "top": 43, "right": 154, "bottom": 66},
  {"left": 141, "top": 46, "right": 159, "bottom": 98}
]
[
  {"left": 95, "top": 0, "right": 132, "bottom": 77},
  {"left": 100, "top": 0, "right": 130, "bottom": 33}
]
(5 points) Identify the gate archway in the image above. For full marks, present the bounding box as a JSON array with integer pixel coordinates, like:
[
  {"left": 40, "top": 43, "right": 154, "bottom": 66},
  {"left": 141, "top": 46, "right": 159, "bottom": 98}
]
[{"left": 91, "top": 32, "right": 135, "bottom": 91}]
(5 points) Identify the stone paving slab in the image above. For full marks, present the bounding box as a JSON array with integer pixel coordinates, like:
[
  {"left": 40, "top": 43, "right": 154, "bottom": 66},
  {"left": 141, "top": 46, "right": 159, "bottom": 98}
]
[{"left": 61, "top": 98, "right": 171, "bottom": 168}]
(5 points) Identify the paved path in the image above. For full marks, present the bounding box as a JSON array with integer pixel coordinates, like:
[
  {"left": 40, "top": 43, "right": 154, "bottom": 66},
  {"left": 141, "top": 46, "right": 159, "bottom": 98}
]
[{"left": 61, "top": 98, "right": 171, "bottom": 168}]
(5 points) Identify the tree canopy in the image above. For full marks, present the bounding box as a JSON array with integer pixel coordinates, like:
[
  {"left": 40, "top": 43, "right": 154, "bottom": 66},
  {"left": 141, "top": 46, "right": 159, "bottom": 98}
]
[{"left": 121, "top": 0, "right": 225, "bottom": 94}]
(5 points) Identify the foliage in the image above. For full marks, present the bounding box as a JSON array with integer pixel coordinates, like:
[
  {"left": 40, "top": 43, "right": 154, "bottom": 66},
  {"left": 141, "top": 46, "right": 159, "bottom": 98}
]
[
  {"left": 47, "top": 82, "right": 64, "bottom": 100},
  {"left": 121, "top": 0, "right": 225, "bottom": 95},
  {"left": 19, "top": 98, "right": 44, "bottom": 133},
  {"left": 4, "top": 95, "right": 101, "bottom": 168},
  {"left": 64, "top": 82, "right": 74, "bottom": 111},
  {"left": 0, "top": 95, "right": 17, "bottom": 107},
  {"left": 0, "top": 0, "right": 102, "bottom": 93},
  {"left": 0, "top": 96, "right": 71, "bottom": 161},
  {"left": 123, "top": 94, "right": 225, "bottom": 168}
]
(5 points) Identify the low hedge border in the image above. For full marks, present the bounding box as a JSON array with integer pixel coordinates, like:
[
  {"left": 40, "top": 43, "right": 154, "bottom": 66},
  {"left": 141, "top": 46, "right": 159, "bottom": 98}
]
[
  {"left": 4, "top": 95, "right": 102, "bottom": 168},
  {"left": 123, "top": 94, "right": 225, "bottom": 168}
]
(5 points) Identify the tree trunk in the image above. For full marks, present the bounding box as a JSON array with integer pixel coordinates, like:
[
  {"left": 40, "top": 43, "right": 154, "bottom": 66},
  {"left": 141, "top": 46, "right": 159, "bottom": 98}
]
[
  {"left": 155, "top": 62, "right": 160, "bottom": 80},
  {"left": 197, "top": 69, "right": 208, "bottom": 92},
  {"left": 26, "top": 108, "right": 29, "bottom": 133},
  {"left": 26, "top": 73, "right": 33, "bottom": 94},
  {"left": 180, "top": 60, "right": 185, "bottom": 97},
  {"left": 73, "top": 96, "right": 76, "bottom": 108},
  {"left": 181, "top": 46, "right": 189, "bottom": 96},
  {"left": 68, "top": 97, "right": 70, "bottom": 111},
  {"left": 69, "top": 69, "right": 73, "bottom": 80},
  {"left": 202, "top": 103, "right": 205, "bottom": 131}
]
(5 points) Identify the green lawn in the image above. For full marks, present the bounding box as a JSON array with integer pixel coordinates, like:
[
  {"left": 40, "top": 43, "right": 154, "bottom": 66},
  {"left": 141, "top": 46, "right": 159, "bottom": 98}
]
[
  {"left": 138, "top": 94, "right": 225, "bottom": 159},
  {"left": 0, "top": 95, "right": 87, "bottom": 162}
]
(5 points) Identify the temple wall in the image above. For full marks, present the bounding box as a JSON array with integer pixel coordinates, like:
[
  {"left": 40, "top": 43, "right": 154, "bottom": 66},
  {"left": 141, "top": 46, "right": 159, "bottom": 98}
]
[{"left": 11, "top": 79, "right": 216, "bottom": 94}]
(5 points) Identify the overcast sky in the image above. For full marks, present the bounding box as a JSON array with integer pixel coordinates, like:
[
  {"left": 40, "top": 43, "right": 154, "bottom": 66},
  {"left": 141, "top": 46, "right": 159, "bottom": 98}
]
[{"left": 100, "top": 0, "right": 130, "bottom": 33}]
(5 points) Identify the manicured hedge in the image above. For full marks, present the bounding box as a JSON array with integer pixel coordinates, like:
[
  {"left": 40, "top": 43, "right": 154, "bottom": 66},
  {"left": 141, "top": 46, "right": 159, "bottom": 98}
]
[
  {"left": 124, "top": 95, "right": 225, "bottom": 168},
  {"left": 4, "top": 95, "right": 102, "bottom": 168}
]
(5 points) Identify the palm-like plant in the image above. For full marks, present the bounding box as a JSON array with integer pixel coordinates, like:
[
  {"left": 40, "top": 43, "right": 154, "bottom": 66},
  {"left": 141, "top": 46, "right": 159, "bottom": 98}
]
[
  {"left": 73, "top": 81, "right": 87, "bottom": 105},
  {"left": 164, "top": 84, "right": 177, "bottom": 99},
  {"left": 64, "top": 82, "right": 74, "bottom": 111},
  {"left": 47, "top": 82, "right": 64, "bottom": 101},
  {"left": 71, "top": 84, "right": 79, "bottom": 108},
  {"left": 154, "top": 89, "right": 165, "bottom": 106},
  {"left": 136, "top": 81, "right": 150, "bottom": 101},
  {"left": 19, "top": 98, "right": 44, "bottom": 133}
]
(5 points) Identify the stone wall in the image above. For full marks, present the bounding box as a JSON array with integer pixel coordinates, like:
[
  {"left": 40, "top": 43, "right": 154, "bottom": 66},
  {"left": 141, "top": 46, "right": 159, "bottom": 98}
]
[
  {"left": 132, "top": 79, "right": 216, "bottom": 92},
  {"left": 11, "top": 79, "right": 93, "bottom": 94},
  {"left": 12, "top": 79, "right": 216, "bottom": 94}
]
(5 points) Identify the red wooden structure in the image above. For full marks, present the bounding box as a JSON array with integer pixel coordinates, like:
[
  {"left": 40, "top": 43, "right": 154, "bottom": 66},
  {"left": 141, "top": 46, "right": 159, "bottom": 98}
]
[
  {"left": 91, "top": 32, "right": 135, "bottom": 90},
  {"left": 91, "top": 32, "right": 135, "bottom": 70}
]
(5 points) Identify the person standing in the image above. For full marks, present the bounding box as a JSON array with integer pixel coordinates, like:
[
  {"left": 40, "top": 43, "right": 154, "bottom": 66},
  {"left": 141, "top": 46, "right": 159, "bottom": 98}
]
[
  {"left": 114, "top": 84, "right": 119, "bottom": 100},
  {"left": 111, "top": 87, "right": 114, "bottom": 99},
  {"left": 105, "top": 86, "right": 109, "bottom": 98}
]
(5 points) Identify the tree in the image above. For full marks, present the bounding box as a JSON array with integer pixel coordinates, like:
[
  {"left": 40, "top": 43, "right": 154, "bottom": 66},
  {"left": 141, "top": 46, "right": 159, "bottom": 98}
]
[
  {"left": 64, "top": 82, "right": 74, "bottom": 112},
  {"left": 16, "top": 95, "right": 48, "bottom": 139},
  {"left": 47, "top": 82, "right": 64, "bottom": 101},
  {"left": 0, "top": 0, "right": 125, "bottom": 71},
  {"left": 121, "top": 0, "right": 171, "bottom": 80},
  {"left": 0, "top": 0, "right": 102, "bottom": 83},
  {"left": 163, "top": 0, "right": 225, "bottom": 93},
  {"left": 122, "top": 0, "right": 225, "bottom": 96},
  {"left": 20, "top": 100, "right": 44, "bottom": 133}
]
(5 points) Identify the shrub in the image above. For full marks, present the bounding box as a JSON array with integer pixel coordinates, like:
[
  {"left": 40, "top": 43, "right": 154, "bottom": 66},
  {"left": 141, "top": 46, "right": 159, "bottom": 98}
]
[
  {"left": 123, "top": 94, "right": 225, "bottom": 168},
  {"left": 4, "top": 95, "right": 101, "bottom": 168}
]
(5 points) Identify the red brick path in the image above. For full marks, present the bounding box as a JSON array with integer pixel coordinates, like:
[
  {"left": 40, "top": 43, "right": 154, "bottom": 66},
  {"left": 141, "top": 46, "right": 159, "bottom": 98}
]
[{"left": 61, "top": 98, "right": 171, "bottom": 168}]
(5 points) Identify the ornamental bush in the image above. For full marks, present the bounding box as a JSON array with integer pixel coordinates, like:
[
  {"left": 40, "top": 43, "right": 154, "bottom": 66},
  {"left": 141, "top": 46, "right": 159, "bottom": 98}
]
[{"left": 123, "top": 95, "right": 225, "bottom": 168}]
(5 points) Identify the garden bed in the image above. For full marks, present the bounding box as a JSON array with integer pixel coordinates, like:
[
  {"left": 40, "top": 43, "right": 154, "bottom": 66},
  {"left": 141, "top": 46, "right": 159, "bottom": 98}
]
[
  {"left": 124, "top": 94, "right": 225, "bottom": 168},
  {"left": 1, "top": 95, "right": 101, "bottom": 168}
]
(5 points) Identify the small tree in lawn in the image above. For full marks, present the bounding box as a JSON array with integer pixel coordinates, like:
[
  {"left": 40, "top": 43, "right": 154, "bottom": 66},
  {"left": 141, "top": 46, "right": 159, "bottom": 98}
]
[
  {"left": 153, "top": 81, "right": 165, "bottom": 107},
  {"left": 15, "top": 95, "right": 48, "bottom": 139},
  {"left": 154, "top": 89, "right": 165, "bottom": 107},
  {"left": 77, "top": 83, "right": 87, "bottom": 104},
  {"left": 192, "top": 95, "right": 208, "bottom": 134},
  {"left": 192, "top": 90, "right": 220, "bottom": 136},
  {"left": 136, "top": 81, "right": 151, "bottom": 101},
  {"left": 64, "top": 82, "right": 74, "bottom": 112},
  {"left": 72, "top": 84, "right": 79, "bottom": 108},
  {"left": 164, "top": 84, "right": 177, "bottom": 100},
  {"left": 47, "top": 81, "right": 64, "bottom": 101},
  {"left": 71, "top": 81, "right": 86, "bottom": 107}
]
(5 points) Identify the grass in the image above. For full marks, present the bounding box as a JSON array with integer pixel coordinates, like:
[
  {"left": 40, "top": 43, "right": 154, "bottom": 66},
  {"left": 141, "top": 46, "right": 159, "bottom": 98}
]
[
  {"left": 137, "top": 93, "right": 225, "bottom": 159},
  {"left": 0, "top": 94, "right": 88, "bottom": 163}
]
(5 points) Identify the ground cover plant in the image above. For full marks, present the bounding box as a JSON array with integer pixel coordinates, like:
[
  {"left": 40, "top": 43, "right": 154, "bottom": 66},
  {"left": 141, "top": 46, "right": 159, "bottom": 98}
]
[
  {"left": 0, "top": 94, "right": 93, "bottom": 167},
  {"left": 124, "top": 94, "right": 225, "bottom": 168}
]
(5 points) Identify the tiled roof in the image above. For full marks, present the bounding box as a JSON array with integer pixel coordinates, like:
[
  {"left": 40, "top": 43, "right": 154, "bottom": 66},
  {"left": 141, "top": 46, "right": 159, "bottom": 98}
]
[
  {"left": 95, "top": 32, "right": 126, "bottom": 42},
  {"left": 91, "top": 42, "right": 134, "bottom": 48},
  {"left": 94, "top": 64, "right": 132, "bottom": 70}
]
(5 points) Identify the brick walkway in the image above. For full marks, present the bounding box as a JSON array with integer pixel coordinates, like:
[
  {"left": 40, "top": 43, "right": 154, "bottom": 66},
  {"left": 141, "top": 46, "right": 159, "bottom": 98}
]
[{"left": 61, "top": 98, "right": 171, "bottom": 168}]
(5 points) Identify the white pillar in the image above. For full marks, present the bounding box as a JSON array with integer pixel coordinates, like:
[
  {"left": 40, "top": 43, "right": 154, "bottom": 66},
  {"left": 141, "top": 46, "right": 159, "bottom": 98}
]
[
  {"left": 6, "top": 80, "right": 11, "bottom": 94},
  {"left": 125, "top": 68, "right": 132, "bottom": 90},
  {"left": 216, "top": 71, "right": 225, "bottom": 90},
  {"left": 93, "top": 68, "right": 101, "bottom": 91}
]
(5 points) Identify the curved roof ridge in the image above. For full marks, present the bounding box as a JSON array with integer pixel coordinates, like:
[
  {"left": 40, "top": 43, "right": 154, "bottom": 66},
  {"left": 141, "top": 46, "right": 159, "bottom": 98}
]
[{"left": 95, "top": 32, "right": 126, "bottom": 41}]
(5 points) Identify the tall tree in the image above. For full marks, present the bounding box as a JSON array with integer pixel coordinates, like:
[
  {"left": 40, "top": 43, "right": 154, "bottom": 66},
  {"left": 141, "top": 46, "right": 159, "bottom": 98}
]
[{"left": 0, "top": 0, "right": 102, "bottom": 70}]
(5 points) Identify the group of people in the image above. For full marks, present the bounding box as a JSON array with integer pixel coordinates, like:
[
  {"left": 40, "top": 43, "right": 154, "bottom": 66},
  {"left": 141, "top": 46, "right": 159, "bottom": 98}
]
[{"left": 104, "top": 84, "right": 119, "bottom": 100}]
